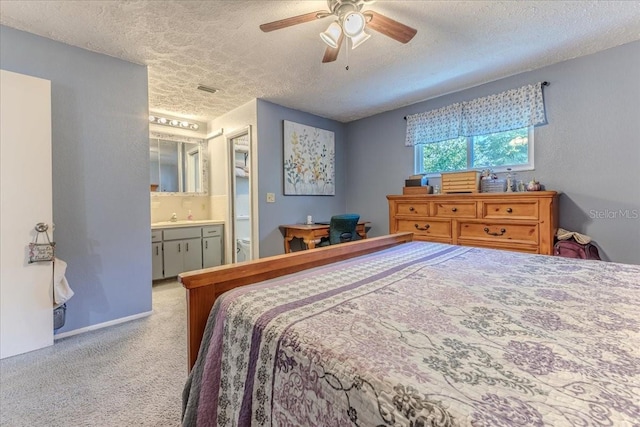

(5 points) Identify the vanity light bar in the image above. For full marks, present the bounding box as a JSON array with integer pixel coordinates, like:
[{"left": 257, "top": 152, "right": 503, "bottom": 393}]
[{"left": 148, "top": 115, "right": 199, "bottom": 130}]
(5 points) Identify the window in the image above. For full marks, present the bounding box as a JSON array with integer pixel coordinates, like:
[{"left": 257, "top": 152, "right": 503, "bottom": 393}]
[
  {"left": 406, "top": 83, "right": 547, "bottom": 176},
  {"left": 415, "top": 126, "right": 534, "bottom": 176}
]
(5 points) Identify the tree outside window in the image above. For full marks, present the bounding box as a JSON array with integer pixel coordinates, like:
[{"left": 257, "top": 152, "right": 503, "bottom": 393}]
[{"left": 416, "top": 127, "right": 532, "bottom": 175}]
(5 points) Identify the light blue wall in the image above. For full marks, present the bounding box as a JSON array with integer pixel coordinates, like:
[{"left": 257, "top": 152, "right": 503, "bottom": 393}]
[
  {"left": 256, "top": 100, "right": 347, "bottom": 257},
  {"left": 345, "top": 40, "right": 640, "bottom": 264},
  {"left": 0, "top": 26, "right": 152, "bottom": 333}
]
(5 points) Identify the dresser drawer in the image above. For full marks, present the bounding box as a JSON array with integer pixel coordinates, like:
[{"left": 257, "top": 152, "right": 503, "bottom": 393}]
[
  {"left": 395, "top": 202, "right": 430, "bottom": 216},
  {"left": 151, "top": 230, "right": 162, "bottom": 243},
  {"left": 396, "top": 218, "right": 451, "bottom": 239},
  {"left": 457, "top": 221, "right": 539, "bottom": 245},
  {"left": 432, "top": 201, "right": 477, "bottom": 218},
  {"left": 482, "top": 201, "right": 539, "bottom": 220}
]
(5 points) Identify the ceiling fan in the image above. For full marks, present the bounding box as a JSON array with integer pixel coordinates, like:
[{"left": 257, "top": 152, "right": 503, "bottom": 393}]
[{"left": 260, "top": 0, "right": 417, "bottom": 63}]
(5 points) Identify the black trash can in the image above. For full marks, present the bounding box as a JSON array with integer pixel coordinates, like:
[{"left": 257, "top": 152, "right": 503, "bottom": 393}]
[{"left": 53, "top": 304, "right": 66, "bottom": 330}]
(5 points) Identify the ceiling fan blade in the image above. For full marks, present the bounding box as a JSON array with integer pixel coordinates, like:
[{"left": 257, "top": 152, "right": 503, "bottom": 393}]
[
  {"left": 260, "top": 10, "right": 329, "bottom": 32},
  {"left": 322, "top": 32, "right": 344, "bottom": 63},
  {"left": 364, "top": 10, "right": 417, "bottom": 44}
]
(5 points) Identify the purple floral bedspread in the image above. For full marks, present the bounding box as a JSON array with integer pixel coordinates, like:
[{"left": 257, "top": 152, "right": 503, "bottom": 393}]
[{"left": 182, "top": 242, "right": 640, "bottom": 426}]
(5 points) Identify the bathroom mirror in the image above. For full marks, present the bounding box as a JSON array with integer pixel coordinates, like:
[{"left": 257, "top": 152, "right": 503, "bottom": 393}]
[{"left": 150, "top": 133, "right": 208, "bottom": 194}]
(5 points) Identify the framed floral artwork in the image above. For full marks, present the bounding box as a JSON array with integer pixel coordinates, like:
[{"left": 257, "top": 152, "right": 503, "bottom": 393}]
[{"left": 283, "top": 120, "right": 335, "bottom": 195}]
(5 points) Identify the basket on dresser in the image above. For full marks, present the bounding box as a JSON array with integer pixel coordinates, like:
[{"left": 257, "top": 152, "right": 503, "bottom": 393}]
[{"left": 480, "top": 179, "right": 507, "bottom": 193}]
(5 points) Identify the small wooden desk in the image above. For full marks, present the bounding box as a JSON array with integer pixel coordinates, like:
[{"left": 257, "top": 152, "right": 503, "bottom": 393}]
[{"left": 279, "top": 222, "right": 370, "bottom": 253}]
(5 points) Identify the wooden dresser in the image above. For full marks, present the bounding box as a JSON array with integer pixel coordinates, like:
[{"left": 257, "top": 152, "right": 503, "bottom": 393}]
[{"left": 387, "top": 191, "right": 559, "bottom": 254}]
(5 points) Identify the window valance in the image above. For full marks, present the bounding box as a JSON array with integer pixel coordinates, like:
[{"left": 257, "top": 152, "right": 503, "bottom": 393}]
[
  {"left": 405, "top": 82, "right": 547, "bottom": 146},
  {"left": 405, "top": 103, "right": 462, "bottom": 147}
]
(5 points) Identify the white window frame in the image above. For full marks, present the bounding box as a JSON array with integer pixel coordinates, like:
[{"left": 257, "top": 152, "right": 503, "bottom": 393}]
[{"left": 414, "top": 126, "right": 535, "bottom": 178}]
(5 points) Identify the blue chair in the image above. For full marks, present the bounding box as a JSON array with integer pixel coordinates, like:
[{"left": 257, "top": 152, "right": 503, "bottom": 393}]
[{"left": 318, "top": 214, "right": 360, "bottom": 246}]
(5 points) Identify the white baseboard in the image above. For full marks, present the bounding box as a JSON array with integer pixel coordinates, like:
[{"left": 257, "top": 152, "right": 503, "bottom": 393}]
[{"left": 53, "top": 310, "right": 153, "bottom": 340}]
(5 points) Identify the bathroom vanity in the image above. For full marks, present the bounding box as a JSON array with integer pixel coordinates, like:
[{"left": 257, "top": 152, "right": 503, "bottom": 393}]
[{"left": 151, "top": 221, "right": 224, "bottom": 280}]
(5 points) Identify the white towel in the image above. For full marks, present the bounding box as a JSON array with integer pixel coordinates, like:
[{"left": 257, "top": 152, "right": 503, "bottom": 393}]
[{"left": 53, "top": 257, "right": 74, "bottom": 306}]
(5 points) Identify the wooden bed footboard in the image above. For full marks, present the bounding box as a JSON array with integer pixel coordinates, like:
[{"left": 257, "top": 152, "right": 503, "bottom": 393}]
[{"left": 179, "top": 232, "right": 414, "bottom": 369}]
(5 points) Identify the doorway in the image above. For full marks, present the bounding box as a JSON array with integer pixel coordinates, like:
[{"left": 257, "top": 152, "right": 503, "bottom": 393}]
[{"left": 227, "top": 127, "right": 253, "bottom": 263}]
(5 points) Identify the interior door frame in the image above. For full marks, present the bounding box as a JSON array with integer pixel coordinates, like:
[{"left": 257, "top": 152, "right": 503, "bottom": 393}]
[
  {"left": 185, "top": 144, "right": 201, "bottom": 192},
  {"left": 226, "top": 125, "right": 256, "bottom": 263}
]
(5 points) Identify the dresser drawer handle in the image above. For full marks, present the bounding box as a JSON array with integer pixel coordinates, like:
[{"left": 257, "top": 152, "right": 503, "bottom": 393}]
[
  {"left": 415, "top": 224, "right": 430, "bottom": 231},
  {"left": 451, "top": 207, "right": 457, "bottom": 212},
  {"left": 506, "top": 208, "right": 513, "bottom": 213},
  {"left": 484, "top": 227, "right": 506, "bottom": 236},
  {"left": 409, "top": 207, "right": 415, "bottom": 211}
]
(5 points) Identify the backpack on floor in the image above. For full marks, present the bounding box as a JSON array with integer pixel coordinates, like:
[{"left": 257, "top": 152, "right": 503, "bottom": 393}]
[{"left": 554, "top": 238, "right": 601, "bottom": 260}]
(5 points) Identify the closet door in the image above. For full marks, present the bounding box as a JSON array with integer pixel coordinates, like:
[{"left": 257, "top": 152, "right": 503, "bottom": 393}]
[{"left": 0, "top": 70, "right": 53, "bottom": 358}]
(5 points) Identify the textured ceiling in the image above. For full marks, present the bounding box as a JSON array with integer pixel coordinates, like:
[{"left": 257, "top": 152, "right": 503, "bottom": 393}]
[{"left": 1, "top": 1, "right": 639, "bottom": 123}]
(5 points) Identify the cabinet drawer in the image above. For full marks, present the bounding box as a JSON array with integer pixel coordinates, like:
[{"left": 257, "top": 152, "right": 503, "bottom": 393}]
[
  {"left": 482, "top": 201, "right": 539, "bottom": 220},
  {"left": 151, "top": 230, "right": 162, "bottom": 243},
  {"left": 202, "top": 225, "right": 222, "bottom": 237},
  {"left": 163, "top": 227, "right": 201, "bottom": 241},
  {"left": 457, "top": 221, "right": 538, "bottom": 245},
  {"left": 395, "top": 202, "right": 430, "bottom": 216},
  {"left": 432, "top": 201, "right": 477, "bottom": 218},
  {"left": 396, "top": 218, "right": 451, "bottom": 239}
]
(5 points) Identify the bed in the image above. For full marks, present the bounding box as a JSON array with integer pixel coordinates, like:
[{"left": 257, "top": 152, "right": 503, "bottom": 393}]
[{"left": 179, "top": 233, "right": 640, "bottom": 426}]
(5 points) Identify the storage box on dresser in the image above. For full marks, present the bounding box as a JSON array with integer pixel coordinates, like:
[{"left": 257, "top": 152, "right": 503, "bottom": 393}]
[
  {"left": 441, "top": 171, "right": 481, "bottom": 193},
  {"left": 387, "top": 191, "right": 559, "bottom": 254}
]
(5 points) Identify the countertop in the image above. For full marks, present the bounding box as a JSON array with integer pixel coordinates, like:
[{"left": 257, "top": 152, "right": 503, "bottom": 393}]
[{"left": 151, "top": 219, "right": 224, "bottom": 230}]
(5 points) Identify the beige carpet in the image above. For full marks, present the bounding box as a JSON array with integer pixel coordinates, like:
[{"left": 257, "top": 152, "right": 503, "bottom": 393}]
[{"left": 0, "top": 280, "right": 187, "bottom": 427}]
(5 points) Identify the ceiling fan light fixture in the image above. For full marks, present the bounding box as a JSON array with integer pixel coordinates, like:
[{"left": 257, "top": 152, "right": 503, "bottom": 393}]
[
  {"left": 260, "top": 1, "right": 417, "bottom": 64},
  {"left": 320, "top": 21, "right": 342, "bottom": 48},
  {"left": 342, "top": 11, "right": 366, "bottom": 37},
  {"left": 350, "top": 30, "right": 371, "bottom": 49}
]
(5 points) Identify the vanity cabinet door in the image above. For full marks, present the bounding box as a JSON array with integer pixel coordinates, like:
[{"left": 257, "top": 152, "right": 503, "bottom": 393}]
[
  {"left": 152, "top": 242, "right": 164, "bottom": 280},
  {"left": 182, "top": 238, "right": 203, "bottom": 273},
  {"left": 163, "top": 240, "right": 184, "bottom": 278},
  {"left": 163, "top": 238, "right": 203, "bottom": 277},
  {"left": 203, "top": 236, "right": 223, "bottom": 268},
  {"left": 155, "top": 225, "right": 223, "bottom": 279}
]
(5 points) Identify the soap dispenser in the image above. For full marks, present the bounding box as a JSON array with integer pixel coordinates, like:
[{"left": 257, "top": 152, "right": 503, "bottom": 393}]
[{"left": 187, "top": 210, "right": 193, "bottom": 221}]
